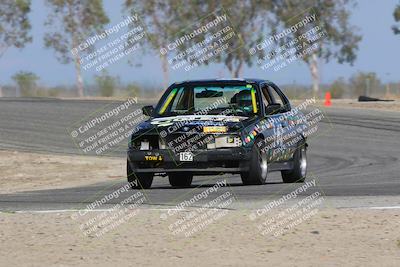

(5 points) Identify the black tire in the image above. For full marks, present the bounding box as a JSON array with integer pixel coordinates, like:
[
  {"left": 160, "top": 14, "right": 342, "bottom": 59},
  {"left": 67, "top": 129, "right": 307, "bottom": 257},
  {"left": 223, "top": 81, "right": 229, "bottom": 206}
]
[
  {"left": 241, "top": 139, "right": 268, "bottom": 185},
  {"left": 281, "top": 143, "right": 307, "bottom": 183},
  {"left": 168, "top": 172, "right": 193, "bottom": 188},
  {"left": 127, "top": 160, "right": 153, "bottom": 189}
]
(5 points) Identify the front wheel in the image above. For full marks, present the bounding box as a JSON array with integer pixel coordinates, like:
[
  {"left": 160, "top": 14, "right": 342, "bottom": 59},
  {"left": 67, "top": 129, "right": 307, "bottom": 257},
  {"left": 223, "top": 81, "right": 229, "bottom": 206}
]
[
  {"left": 127, "top": 160, "right": 153, "bottom": 189},
  {"left": 281, "top": 143, "right": 307, "bottom": 183},
  {"left": 168, "top": 172, "right": 193, "bottom": 188},
  {"left": 241, "top": 140, "right": 268, "bottom": 185}
]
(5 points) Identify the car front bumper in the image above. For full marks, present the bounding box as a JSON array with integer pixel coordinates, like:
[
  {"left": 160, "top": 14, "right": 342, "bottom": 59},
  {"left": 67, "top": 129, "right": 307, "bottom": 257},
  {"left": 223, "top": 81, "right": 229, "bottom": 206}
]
[{"left": 127, "top": 147, "right": 251, "bottom": 174}]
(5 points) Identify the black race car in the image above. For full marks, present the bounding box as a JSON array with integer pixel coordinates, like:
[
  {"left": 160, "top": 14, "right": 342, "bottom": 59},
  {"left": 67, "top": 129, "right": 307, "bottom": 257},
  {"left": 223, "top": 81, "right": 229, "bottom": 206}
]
[{"left": 127, "top": 79, "right": 308, "bottom": 189}]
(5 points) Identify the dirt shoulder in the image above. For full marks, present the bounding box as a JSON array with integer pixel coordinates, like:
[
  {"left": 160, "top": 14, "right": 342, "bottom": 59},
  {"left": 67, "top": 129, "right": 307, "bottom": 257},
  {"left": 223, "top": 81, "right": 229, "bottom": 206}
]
[
  {"left": 0, "top": 209, "right": 399, "bottom": 267},
  {"left": 0, "top": 150, "right": 123, "bottom": 194}
]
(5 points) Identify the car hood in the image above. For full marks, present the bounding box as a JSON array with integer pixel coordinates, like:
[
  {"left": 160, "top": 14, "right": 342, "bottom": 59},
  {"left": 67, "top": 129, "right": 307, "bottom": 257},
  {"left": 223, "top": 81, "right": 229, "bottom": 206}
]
[{"left": 135, "top": 115, "right": 254, "bottom": 134}]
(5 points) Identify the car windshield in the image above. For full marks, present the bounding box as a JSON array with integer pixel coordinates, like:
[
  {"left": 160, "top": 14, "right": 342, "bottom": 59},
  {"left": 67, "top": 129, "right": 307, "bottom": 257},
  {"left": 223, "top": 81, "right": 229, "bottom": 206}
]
[{"left": 155, "top": 84, "right": 260, "bottom": 117}]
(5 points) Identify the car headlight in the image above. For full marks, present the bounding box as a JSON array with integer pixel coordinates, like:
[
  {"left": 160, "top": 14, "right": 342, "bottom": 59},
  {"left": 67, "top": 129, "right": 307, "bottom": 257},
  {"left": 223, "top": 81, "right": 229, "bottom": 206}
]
[
  {"left": 140, "top": 140, "right": 150, "bottom": 150},
  {"left": 158, "top": 137, "right": 166, "bottom": 149}
]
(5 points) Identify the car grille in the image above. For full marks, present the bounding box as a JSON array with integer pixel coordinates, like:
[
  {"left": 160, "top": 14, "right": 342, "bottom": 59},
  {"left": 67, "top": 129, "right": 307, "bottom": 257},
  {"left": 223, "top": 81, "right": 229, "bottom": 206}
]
[
  {"left": 162, "top": 133, "right": 215, "bottom": 152},
  {"left": 132, "top": 134, "right": 159, "bottom": 150}
]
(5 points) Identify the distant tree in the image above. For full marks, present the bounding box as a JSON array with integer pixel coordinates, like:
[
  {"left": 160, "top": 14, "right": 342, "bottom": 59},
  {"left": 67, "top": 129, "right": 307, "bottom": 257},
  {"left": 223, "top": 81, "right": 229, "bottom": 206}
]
[
  {"left": 129, "top": 0, "right": 271, "bottom": 82},
  {"left": 44, "top": 0, "right": 109, "bottom": 97},
  {"left": 12, "top": 71, "right": 39, "bottom": 97},
  {"left": 268, "top": 0, "right": 361, "bottom": 96},
  {"left": 47, "top": 86, "right": 64, "bottom": 97},
  {"left": 329, "top": 77, "right": 346, "bottom": 98},
  {"left": 126, "top": 83, "right": 141, "bottom": 97},
  {"left": 0, "top": 0, "right": 32, "bottom": 96},
  {"left": 125, "top": 0, "right": 189, "bottom": 88},
  {"left": 393, "top": 4, "right": 400, "bottom": 34},
  {"left": 95, "top": 71, "right": 119, "bottom": 97},
  {"left": 350, "top": 72, "right": 381, "bottom": 97},
  {"left": 177, "top": 0, "right": 271, "bottom": 78}
]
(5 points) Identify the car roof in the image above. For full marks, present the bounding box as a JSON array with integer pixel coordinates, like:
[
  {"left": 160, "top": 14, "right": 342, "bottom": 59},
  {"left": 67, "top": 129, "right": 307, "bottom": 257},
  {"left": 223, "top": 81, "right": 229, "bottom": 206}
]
[{"left": 173, "top": 78, "right": 273, "bottom": 86}]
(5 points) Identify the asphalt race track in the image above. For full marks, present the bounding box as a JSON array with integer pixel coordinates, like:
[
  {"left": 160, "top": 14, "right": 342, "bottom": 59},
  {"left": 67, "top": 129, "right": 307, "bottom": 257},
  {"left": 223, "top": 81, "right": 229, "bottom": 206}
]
[{"left": 0, "top": 98, "right": 400, "bottom": 211}]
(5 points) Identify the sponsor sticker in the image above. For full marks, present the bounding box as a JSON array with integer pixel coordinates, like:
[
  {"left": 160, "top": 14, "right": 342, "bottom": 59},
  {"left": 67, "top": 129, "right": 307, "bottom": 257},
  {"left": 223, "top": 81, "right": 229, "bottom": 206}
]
[{"left": 203, "top": 126, "right": 228, "bottom": 133}]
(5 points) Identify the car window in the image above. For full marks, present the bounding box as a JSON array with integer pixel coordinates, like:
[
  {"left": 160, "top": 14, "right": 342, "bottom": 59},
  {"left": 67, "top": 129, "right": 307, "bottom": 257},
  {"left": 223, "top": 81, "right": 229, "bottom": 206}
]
[
  {"left": 168, "top": 87, "right": 189, "bottom": 112},
  {"left": 170, "top": 87, "right": 186, "bottom": 110},
  {"left": 193, "top": 86, "right": 231, "bottom": 111},
  {"left": 156, "top": 84, "right": 261, "bottom": 117},
  {"left": 268, "top": 86, "right": 285, "bottom": 107},
  {"left": 261, "top": 85, "right": 272, "bottom": 108}
]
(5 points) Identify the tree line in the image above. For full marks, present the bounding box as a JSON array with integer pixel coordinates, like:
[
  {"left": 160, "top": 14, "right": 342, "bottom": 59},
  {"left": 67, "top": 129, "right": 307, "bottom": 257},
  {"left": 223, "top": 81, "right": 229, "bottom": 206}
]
[{"left": 9, "top": 69, "right": 398, "bottom": 100}]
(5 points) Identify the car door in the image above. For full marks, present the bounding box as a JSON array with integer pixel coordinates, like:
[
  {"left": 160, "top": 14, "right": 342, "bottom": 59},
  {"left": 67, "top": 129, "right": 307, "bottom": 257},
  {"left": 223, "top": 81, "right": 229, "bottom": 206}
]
[
  {"left": 266, "top": 83, "right": 296, "bottom": 162},
  {"left": 259, "top": 83, "right": 285, "bottom": 162}
]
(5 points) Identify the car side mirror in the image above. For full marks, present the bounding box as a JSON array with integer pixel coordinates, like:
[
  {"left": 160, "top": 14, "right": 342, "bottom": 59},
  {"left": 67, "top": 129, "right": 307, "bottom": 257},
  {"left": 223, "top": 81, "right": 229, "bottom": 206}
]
[
  {"left": 142, "top": 105, "right": 154, "bottom": 117},
  {"left": 265, "top": 103, "right": 282, "bottom": 115}
]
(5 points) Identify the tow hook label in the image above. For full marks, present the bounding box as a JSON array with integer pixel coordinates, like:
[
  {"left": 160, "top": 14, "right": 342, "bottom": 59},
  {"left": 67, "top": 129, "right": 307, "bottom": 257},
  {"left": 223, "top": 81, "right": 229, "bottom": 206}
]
[{"left": 144, "top": 155, "right": 163, "bottom": 161}]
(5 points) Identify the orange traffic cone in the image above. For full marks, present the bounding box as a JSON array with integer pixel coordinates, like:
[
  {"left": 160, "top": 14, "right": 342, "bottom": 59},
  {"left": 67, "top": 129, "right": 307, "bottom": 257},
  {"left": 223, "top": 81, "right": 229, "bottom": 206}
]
[{"left": 324, "top": 92, "right": 331, "bottom": 106}]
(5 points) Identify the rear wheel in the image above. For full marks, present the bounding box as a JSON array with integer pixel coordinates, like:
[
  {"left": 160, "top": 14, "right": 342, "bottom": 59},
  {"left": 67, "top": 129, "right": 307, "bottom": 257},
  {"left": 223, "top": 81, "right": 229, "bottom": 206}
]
[
  {"left": 281, "top": 143, "right": 307, "bottom": 183},
  {"left": 127, "top": 160, "right": 153, "bottom": 189},
  {"left": 241, "top": 139, "right": 268, "bottom": 185},
  {"left": 168, "top": 172, "right": 193, "bottom": 188}
]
